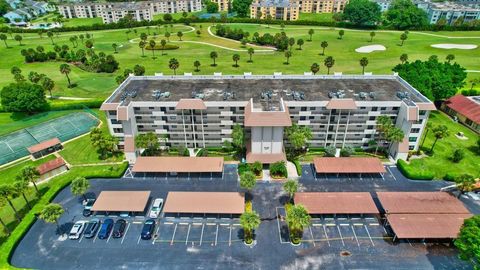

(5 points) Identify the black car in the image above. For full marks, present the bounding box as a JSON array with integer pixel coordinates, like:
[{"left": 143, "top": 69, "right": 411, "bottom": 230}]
[
  {"left": 82, "top": 199, "right": 96, "bottom": 217},
  {"left": 83, "top": 218, "right": 100, "bottom": 238},
  {"left": 141, "top": 219, "right": 156, "bottom": 240},
  {"left": 112, "top": 219, "right": 127, "bottom": 238}
]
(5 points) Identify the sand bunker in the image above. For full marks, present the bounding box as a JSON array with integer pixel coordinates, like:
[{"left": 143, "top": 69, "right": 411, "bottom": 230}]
[
  {"left": 431, "top": 44, "right": 478, "bottom": 50},
  {"left": 355, "top": 45, "right": 386, "bottom": 53}
]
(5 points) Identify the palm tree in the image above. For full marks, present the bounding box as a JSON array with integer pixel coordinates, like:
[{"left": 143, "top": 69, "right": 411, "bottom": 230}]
[
  {"left": 310, "top": 63, "right": 320, "bottom": 75},
  {"left": 240, "top": 211, "right": 261, "bottom": 244},
  {"left": 0, "top": 184, "right": 21, "bottom": 221},
  {"left": 359, "top": 57, "right": 369, "bottom": 74},
  {"left": 0, "top": 197, "right": 12, "bottom": 235},
  {"left": 308, "top": 29, "right": 314, "bottom": 41},
  {"left": 400, "top": 33, "right": 408, "bottom": 46},
  {"left": 297, "top": 38, "right": 304, "bottom": 50},
  {"left": 374, "top": 115, "right": 392, "bottom": 154},
  {"left": 42, "top": 76, "right": 55, "bottom": 98},
  {"left": 288, "top": 37, "right": 295, "bottom": 51},
  {"left": 70, "top": 177, "right": 90, "bottom": 201},
  {"left": 385, "top": 127, "right": 404, "bottom": 150},
  {"left": 283, "top": 179, "right": 298, "bottom": 202},
  {"left": 400, "top": 53, "right": 408, "bottom": 64},
  {"left": 194, "top": 60, "right": 201, "bottom": 72},
  {"left": 40, "top": 203, "right": 64, "bottom": 231},
  {"left": 469, "top": 78, "right": 480, "bottom": 90},
  {"left": 13, "top": 180, "right": 31, "bottom": 210},
  {"left": 210, "top": 51, "right": 218, "bottom": 66},
  {"left": 430, "top": 125, "right": 449, "bottom": 153},
  {"left": 320, "top": 41, "right": 328, "bottom": 55},
  {"left": 149, "top": 39, "right": 156, "bottom": 59},
  {"left": 446, "top": 54, "right": 455, "bottom": 63},
  {"left": 140, "top": 32, "right": 148, "bottom": 42},
  {"left": 455, "top": 174, "right": 476, "bottom": 197},
  {"left": 47, "top": 31, "right": 54, "bottom": 45},
  {"left": 369, "top": 31, "right": 376, "bottom": 42},
  {"left": 177, "top": 31, "right": 183, "bottom": 41},
  {"left": 165, "top": 31, "right": 170, "bottom": 42},
  {"left": 338, "top": 30, "right": 345, "bottom": 40},
  {"left": 232, "top": 53, "right": 240, "bottom": 67},
  {"left": 14, "top": 34, "right": 22, "bottom": 46},
  {"left": 169, "top": 58, "right": 180, "bottom": 75},
  {"left": 69, "top": 36, "right": 76, "bottom": 48},
  {"left": 112, "top": 43, "right": 118, "bottom": 53},
  {"left": 247, "top": 48, "right": 254, "bottom": 63},
  {"left": 324, "top": 56, "right": 335, "bottom": 75},
  {"left": 286, "top": 204, "right": 311, "bottom": 244},
  {"left": 0, "top": 34, "right": 8, "bottom": 48},
  {"left": 139, "top": 40, "right": 146, "bottom": 57},
  {"left": 85, "top": 39, "right": 94, "bottom": 53},
  {"left": 160, "top": 39, "right": 167, "bottom": 55},
  {"left": 240, "top": 171, "right": 256, "bottom": 191},
  {"left": 420, "top": 122, "right": 433, "bottom": 149},
  {"left": 284, "top": 50, "right": 292, "bottom": 65},
  {"left": 59, "top": 64, "right": 72, "bottom": 87},
  {"left": 17, "top": 166, "right": 40, "bottom": 194}
]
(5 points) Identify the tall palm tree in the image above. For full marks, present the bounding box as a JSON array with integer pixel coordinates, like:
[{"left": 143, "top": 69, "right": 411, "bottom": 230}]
[
  {"left": 194, "top": 60, "right": 201, "bottom": 72},
  {"left": 400, "top": 53, "right": 408, "bottom": 64},
  {"left": 165, "top": 32, "right": 170, "bottom": 42},
  {"left": 369, "top": 31, "right": 376, "bottom": 42},
  {"left": 0, "top": 34, "right": 8, "bottom": 48},
  {"left": 17, "top": 166, "right": 40, "bottom": 194},
  {"left": 177, "top": 31, "right": 183, "bottom": 41},
  {"left": 374, "top": 115, "right": 392, "bottom": 154},
  {"left": 210, "top": 51, "right": 218, "bottom": 66},
  {"left": 139, "top": 41, "right": 146, "bottom": 57},
  {"left": 286, "top": 204, "right": 311, "bottom": 244},
  {"left": 149, "top": 39, "right": 156, "bottom": 59},
  {"left": 70, "top": 177, "right": 90, "bottom": 201},
  {"left": 240, "top": 211, "right": 261, "bottom": 244},
  {"left": 112, "top": 43, "right": 118, "bottom": 53},
  {"left": 310, "top": 63, "right": 320, "bottom": 75},
  {"left": 308, "top": 29, "right": 314, "bottom": 41},
  {"left": 430, "top": 125, "right": 449, "bottom": 152},
  {"left": 284, "top": 50, "right": 292, "bottom": 65},
  {"left": 160, "top": 39, "right": 167, "bottom": 55},
  {"left": 0, "top": 184, "right": 21, "bottom": 222},
  {"left": 446, "top": 54, "right": 455, "bottom": 63},
  {"left": 40, "top": 203, "right": 64, "bottom": 230},
  {"left": 400, "top": 33, "right": 408, "bottom": 46},
  {"left": 283, "top": 179, "right": 298, "bottom": 202},
  {"left": 232, "top": 53, "right": 240, "bottom": 67},
  {"left": 59, "top": 64, "right": 72, "bottom": 87},
  {"left": 359, "top": 57, "right": 369, "bottom": 74},
  {"left": 47, "top": 31, "right": 54, "bottom": 45},
  {"left": 169, "top": 58, "right": 179, "bottom": 75},
  {"left": 320, "top": 41, "right": 328, "bottom": 55},
  {"left": 14, "top": 35, "right": 22, "bottom": 46},
  {"left": 324, "top": 56, "right": 335, "bottom": 75},
  {"left": 247, "top": 48, "right": 254, "bottom": 63},
  {"left": 385, "top": 127, "right": 405, "bottom": 151},
  {"left": 420, "top": 122, "right": 433, "bottom": 149}
]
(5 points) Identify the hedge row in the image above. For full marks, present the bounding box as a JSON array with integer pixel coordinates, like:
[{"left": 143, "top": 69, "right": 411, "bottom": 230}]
[
  {"left": 0, "top": 162, "right": 128, "bottom": 269},
  {"left": 48, "top": 99, "right": 104, "bottom": 111},
  {"left": 396, "top": 159, "right": 434, "bottom": 180},
  {"left": 291, "top": 159, "right": 302, "bottom": 176}
]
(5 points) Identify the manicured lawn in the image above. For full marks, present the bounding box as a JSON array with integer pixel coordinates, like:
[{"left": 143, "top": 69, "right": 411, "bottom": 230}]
[
  {"left": 1, "top": 23, "right": 479, "bottom": 99},
  {"left": 298, "top": 12, "right": 334, "bottom": 22},
  {"left": 0, "top": 154, "right": 56, "bottom": 185},
  {"left": 62, "top": 17, "right": 103, "bottom": 27},
  {"left": 0, "top": 110, "right": 81, "bottom": 136},
  {"left": 404, "top": 111, "right": 480, "bottom": 179}
]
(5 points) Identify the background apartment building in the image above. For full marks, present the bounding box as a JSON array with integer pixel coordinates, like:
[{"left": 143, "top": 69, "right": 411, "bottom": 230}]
[
  {"left": 100, "top": 74, "right": 435, "bottom": 164},
  {"left": 298, "top": 0, "right": 348, "bottom": 13},
  {"left": 250, "top": 0, "right": 299, "bottom": 20},
  {"left": 421, "top": 1, "right": 480, "bottom": 25},
  {"left": 211, "top": 0, "right": 230, "bottom": 11},
  {"left": 58, "top": 0, "right": 201, "bottom": 23}
]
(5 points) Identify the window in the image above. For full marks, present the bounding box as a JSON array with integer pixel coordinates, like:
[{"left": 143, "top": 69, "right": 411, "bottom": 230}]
[
  {"left": 372, "top": 107, "right": 378, "bottom": 111},
  {"left": 369, "top": 116, "right": 375, "bottom": 120},
  {"left": 301, "top": 107, "right": 307, "bottom": 111},
  {"left": 411, "top": 128, "right": 420, "bottom": 133},
  {"left": 409, "top": 146, "right": 415, "bottom": 150},
  {"left": 310, "top": 107, "right": 316, "bottom": 110},
  {"left": 380, "top": 107, "right": 386, "bottom": 111},
  {"left": 419, "top": 110, "right": 427, "bottom": 115},
  {"left": 300, "top": 116, "right": 306, "bottom": 121},
  {"left": 309, "top": 116, "right": 314, "bottom": 120},
  {"left": 409, "top": 137, "right": 417, "bottom": 142}
]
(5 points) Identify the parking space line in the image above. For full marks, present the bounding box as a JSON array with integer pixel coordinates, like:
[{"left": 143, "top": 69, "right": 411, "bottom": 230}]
[
  {"left": 93, "top": 225, "right": 101, "bottom": 243},
  {"left": 386, "top": 166, "right": 397, "bottom": 181},
  {"left": 214, "top": 224, "right": 219, "bottom": 246},
  {"left": 122, "top": 222, "right": 130, "bottom": 244},
  {"left": 107, "top": 228, "right": 113, "bottom": 243},
  {"left": 79, "top": 233, "right": 85, "bottom": 243},
  {"left": 275, "top": 207, "right": 284, "bottom": 244},
  {"left": 364, "top": 225, "right": 375, "bottom": 246},
  {"left": 200, "top": 223, "right": 205, "bottom": 246},
  {"left": 220, "top": 223, "right": 229, "bottom": 226},
  {"left": 337, "top": 225, "right": 345, "bottom": 246},
  {"left": 137, "top": 234, "right": 142, "bottom": 244},
  {"left": 312, "top": 224, "right": 323, "bottom": 227},
  {"left": 353, "top": 223, "right": 364, "bottom": 226},
  {"left": 185, "top": 224, "right": 191, "bottom": 245},
  {"left": 351, "top": 226, "right": 360, "bottom": 247},
  {"left": 179, "top": 222, "right": 189, "bottom": 225},
  {"left": 339, "top": 223, "right": 349, "bottom": 226},
  {"left": 170, "top": 223, "right": 178, "bottom": 245},
  {"left": 326, "top": 224, "right": 336, "bottom": 227},
  {"left": 309, "top": 226, "right": 316, "bottom": 247},
  {"left": 369, "top": 223, "right": 380, "bottom": 226},
  {"left": 322, "top": 225, "right": 330, "bottom": 247},
  {"left": 383, "top": 226, "right": 388, "bottom": 234},
  {"left": 206, "top": 223, "right": 216, "bottom": 226},
  {"left": 229, "top": 225, "right": 232, "bottom": 246}
]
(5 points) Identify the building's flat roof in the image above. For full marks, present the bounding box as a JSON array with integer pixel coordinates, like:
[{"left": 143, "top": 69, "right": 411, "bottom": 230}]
[
  {"left": 377, "top": 192, "right": 470, "bottom": 214},
  {"left": 163, "top": 192, "right": 245, "bottom": 214},
  {"left": 387, "top": 214, "right": 472, "bottom": 239},
  {"left": 132, "top": 157, "right": 224, "bottom": 173},
  {"left": 244, "top": 101, "right": 291, "bottom": 127},
  {"left": 444, "top": 95, "right": 480, "bottom": 124},
  {"left": 106, "top": 75, "right": 428, "bottom": 106},
  {"left": 37, "top": 157, "right": 66, "bottom": 175},
  {"left": 313, "top": 157, "right": 386, "bottom": 174},
  {"left": 294, "top": 192, "right": 379, "bottom": 214},
  {"left": 27, "top": 138, "right": 61, "bottom": 154},
  {"left": 91, "top": 191, "right": 150, "bottom": 212}
]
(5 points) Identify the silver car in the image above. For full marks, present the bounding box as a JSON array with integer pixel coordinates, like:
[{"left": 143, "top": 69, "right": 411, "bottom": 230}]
[
  {"left": 149, "top": 198, "right": 164, "bottom": 218},
  {"left": 69, "top": 220, "right": 86, "bottom": 240}
]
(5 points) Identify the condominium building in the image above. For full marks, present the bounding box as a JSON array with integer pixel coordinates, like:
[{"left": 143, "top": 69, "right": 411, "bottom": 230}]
[
  {"left": 250, "top": 0, "right": 300, "bottom": 20},
  {"left": 211, "top": 0, "right": 230, "bottom": 11},
  {"left": 421, "top": 1, "right": 480, "bottom": 25},
  {"left": 298, "top": 0, "right": 348, "bottom": 13},
  {"left": 58, "top": 0, "right": 202, "bottom": 23},
  {"left": 100, "top": 74, "right": 436, "bottom": 164}
]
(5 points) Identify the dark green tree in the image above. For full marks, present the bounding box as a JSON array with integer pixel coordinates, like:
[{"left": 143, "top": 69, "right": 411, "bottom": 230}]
[
  {"left": 343, "top": 0, "right": 381, "bottom": 25},
  {"left": 385, "top": 0, "right": 428, "bottom": 30},
  {"left": 135, "top": 132, "right": 160, "bottom": 156},
  {"left": 455, "top": 215, "right": 480, "bottom": 269},
  {"left": 1, "top": 82, "right": 47, "bottom": 113},
  {"left": 232, "top": 0, "right": 253, "bottom": 17}
]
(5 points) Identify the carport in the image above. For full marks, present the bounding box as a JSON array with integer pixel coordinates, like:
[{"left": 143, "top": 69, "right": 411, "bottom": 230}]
[
  {"left": 91, "top": 191, "right": 151, "bottom": 216},
  {"left": 377, "top": 192, "right": 471, "bottom": 241},
  {"left": 312, "top": 157, "right": 386, "bottom": 180},
  {"left": 27, "top": 138, "right": 62, "bottom": 159},
  {"left": 163, "top": 192, "right": 245, "bottom": 218},
  {"left": 131, "top": 157, "right": 224, "bottom": 180},
  {"left": 294, "top": 192, "right": 379, "bottom": 220}
]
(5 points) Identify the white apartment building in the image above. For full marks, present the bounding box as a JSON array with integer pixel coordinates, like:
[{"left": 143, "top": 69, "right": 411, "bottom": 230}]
[
  {"left": 100, "top": 74, "right": 436, "bottom": 164},
  {"left": 58, "top": 0, "right": 202, "bottom": 23},
  {"left": 422, "top": 1, "right": 480, "bottom": 25}
]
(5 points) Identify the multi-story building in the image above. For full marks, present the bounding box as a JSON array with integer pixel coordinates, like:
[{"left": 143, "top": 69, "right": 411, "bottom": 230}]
[
  {"left": 211, "top": 0, "right": 230, "bottom": 11},
  {"left": 441, "top": 95, "right": 480, "bottom": 133},
  {"left": 250, "top": 0, "right": 300, "bottom": 20},
  {"left": 421, "top": 1, "right": 480, "bottom": 25},
  {"left": 100, "top": 74, "right": 436, "bottom": 164},
  {"left": 58, "top": 0, "right": 202, "bottom": 23},
  {"left": 298, "top": 0, "right": 348, "bottom": 13}
]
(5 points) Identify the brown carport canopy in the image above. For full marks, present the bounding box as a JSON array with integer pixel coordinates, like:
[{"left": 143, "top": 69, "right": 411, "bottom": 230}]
[
  {"left": 91, "top": 191, "right": 150, "bottom": 212},
  {"left": 294, "top": 192, "right": 379, "bottom": 214},
  {"left": 27, "top": 138, "right": 61, "bottom": 154},
  {"left": 377, "top": 192, "right": 470, "bottom": 214},
  {"left": 386, "top": 214, "right": 472, "bottom": 239},
  {"left": 313, "top": 157, "right": 386, "bottom": 174},
  {"left": 132, "top": 157, "right": 224, "bottom": 173},
  {"left": 163, "top": 192, "right": 245, "bottom": 214}
]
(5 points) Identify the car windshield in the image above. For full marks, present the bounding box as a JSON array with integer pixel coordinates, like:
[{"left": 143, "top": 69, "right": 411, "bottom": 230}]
[
  {"left": 145, "top": 221, "right": 154, "bottom": 225},
  {"left": 151, "top": 207, "right": 159, "bottom": 211}
]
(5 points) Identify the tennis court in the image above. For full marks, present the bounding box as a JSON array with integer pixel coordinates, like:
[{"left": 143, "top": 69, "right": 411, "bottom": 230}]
[{"left": 0, "top": 112, "right": 99, "bottom": 165}]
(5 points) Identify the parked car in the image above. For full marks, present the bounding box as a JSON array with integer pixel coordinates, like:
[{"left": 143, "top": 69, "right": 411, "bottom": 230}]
[
  {"left": 141, "top": 219, "right": 156, "bottom": 240},
  {"left": 112, "top": 219, "right": 127, "bottom": 238},
  {"left": 98, "top": 219, "right": 114, "bottom": 239},
  {"left": 149, "top": 198, "right": 164, "bottom": 218},
  {"left": 69, "top": 220, "right": 86, "bottom": 240},
  {"left": 83, "top": 219, "right": 100, "bottom": 238},
  {"left": 83, "top": 198, "right": 96, "bottom": 217}
]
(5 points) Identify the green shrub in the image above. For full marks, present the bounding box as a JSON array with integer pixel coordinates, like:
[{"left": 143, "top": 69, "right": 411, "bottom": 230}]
[
  {"left": 196, "top": 148, "right": 208, "bottom": 157},
  {"left": 238, "top": 163, "right": 250, "bottom": 175},
  {"left": 48, "top": 99, "right": 103, "bottom": 111},
  {"left": 396, "top": 159, "right": 434, "bottom": 180},
  {"left": 452, "top": 149, "right": 465, "bottom": 163},
  {"left": 443, "top": 173, "right": 457, "bottom": 181},
  {"left": 145, "top": 44, "right": 179, "bottom": 50},
  {"left": 324, "top": 145, "right": 336, "bottom": 157},
  {"left": 250, "top": 161, "right": 262, "bottom": 176},
  {"left": 340, "top": 145, "right": 354, "bottom": 157},
  {"left": 292, "top": 159, "right": 302, "bottom": 176},
  {"left": 269, "top": 161, "right": 288, "bottom": 178}
]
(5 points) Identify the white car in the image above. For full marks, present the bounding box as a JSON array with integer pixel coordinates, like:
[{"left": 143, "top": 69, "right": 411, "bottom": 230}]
[
  {"left": 149, "top": 198, "right": 164, "bottom": 218},
  {"left": 69, "top": 220, "right": 86, "bottom": 240}
]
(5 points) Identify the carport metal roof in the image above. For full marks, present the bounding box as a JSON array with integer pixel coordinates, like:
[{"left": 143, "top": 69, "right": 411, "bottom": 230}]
[
  {"left": 163, "top": 192, "right": 245, "bottom": 214},
  {"left": 387, "top": 213, "right": 472, "bottom": 239},
  {"left": 377, "top": 192, "right": 470, "bottom": 214},
  {"left": 132, "top": 157, "right": 224, "bottom": 173},
  {"left": 294, "top": 192, "right": 379, "bottom": 214},
  {"left": 91, "top": 191, "right": 150, "bottom": 212},
  {"left": 27, "top": 138, "right": 61, "bottom": 154},
  {"left": 313, "top": 157, "right": 386, "bottom": 174}
]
